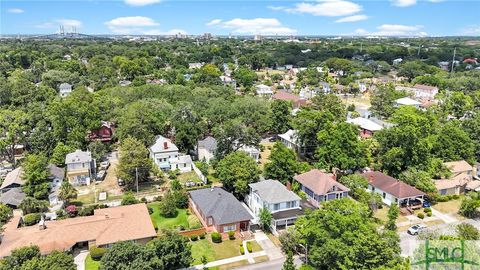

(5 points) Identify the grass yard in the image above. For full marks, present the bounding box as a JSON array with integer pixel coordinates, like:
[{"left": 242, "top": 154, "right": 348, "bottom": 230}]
[
  {"left": 249, "top": 241, "right": 263, "bottom": 252},
  {"left": 148, "top": 203, "right": 202, "bottom": 231},
  {"left": 85, "top": 255, "right": 100, "bottom": 270},
  {"left": 190, "top": 237, "right": 243, "bottom": 264},
  {"left": 374, "top": 206, "right": 409, "bottom": 225},
  {"left": 177, "top": 171, "right": 202, "bottom": 184},
  {"left": 433, "top": 198, "right": 463, "bottom": 214},
  {"left": 259, "top": 142, "right": 274, "bottom": 169},
  {"left": 211, "top": 260, "right": 249, "bottom": 270},
  {"left": 254, "top": 255, "right": 269, "bottom": 263}
]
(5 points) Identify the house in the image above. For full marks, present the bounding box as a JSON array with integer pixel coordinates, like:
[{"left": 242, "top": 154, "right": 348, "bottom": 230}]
[
  {"left": 395, "top": 84, "right": 438, "bottom": 101},
  {"left": 293, "top": 169, "right": 349, "bottom": 208},
  {"left": 119, "top": 80, "right": 131, "bottom": 87},
  {"left": 256, "top": 84, "right": 273, "bottom": 98},
  {"left": 395, "top": 97, "right": 422, "bottom": 108},
  {"left": 247, "top": 180, "right": 310, "bottom": 233},
  {"left": 393, "top": 58, "right": 403, "bottom": 65},
  {"left": 65, "top": 150, "right": 95, "bottom": 186},
  {"left": 188, "top": 187, "right": 253, "bottom": 233},
  {"left": 149, "top": 135, "right": 192, "bottom": 172},
  {"left": 0, "top": 188, "right": 25, "bottom": 209},
  {"left": 196, "top": 136, "right": 217, "bottom": 163},
  {"left": 319, "top": 82, "right": 331, "bottom": 93},
  {"left": 278, "top": 129, "right": 302, "bottom": 152},
  {"left": 47, "top": 164, "right": 65, "bottom": 207},
  {"left": 59, "top": 83, "right": 72, "bottom": 97},
  {"left": 272, "top": 91, "right": 306, "bottom": 109},
  {"left": 346, "top": 117, "right": 384, "bottom": 138},
  {"left": 0, "top": 204, "right": 156, "bottom": 258},
  {"left": 362, "top": 171, "right": 425, "bottom": 206},
  {"left": 238, "top": 145, "right": 260, "bottom": 162},
  {"left": 87, "top": 121, "right": 115, "bottom": 142},
  {"left": 435, "top": 160, "right": 475, "bottom": 195},
  {"left": 0, "top": 167, "right": 23, "bottom": 192},
  {"left": 189, "top": 62, "right": 203, "bottom": 69}
]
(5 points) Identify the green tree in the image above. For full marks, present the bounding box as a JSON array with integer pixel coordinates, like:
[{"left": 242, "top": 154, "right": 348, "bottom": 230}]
[
  {"left": 116, "top": 137, "right": 152, "bottom": 190},
  {"left": 270, "top": 100, "right": 291, "bottom": 134},
  {"left": 121, "top": 192, "right": 139, "bottom": 206},
  {"left": 385, "top": 204, "right": 399, "bottom": 231},
  {"left": 215, "top": 151, "right": 260, "bottom": 199},
  {"left": 399, "top": 168, "right": 436, "bottom": 193},
  {"left": 370, "top": 84, "right": 404, "bottom": 118},
  {"left": 232, "top": 67, "right": 257, "bottom": 90},
  {"left": 264, "top": 142, "right": 300, "bottom": 184},
  {"left": 58, "top": 181, "right": 78, "bottom": 204},
  {"left": 159, "top": 191, "right": 177, "bottom": 218},
  {"left": 311, "top": 94, "right": 346, "bottom": 120},
  {"left": 295, "top": 199, "right": 403, "bottom": 269},
  {"left": 443, "top": 91, "right": 474, "bottom": 119},
  {"left": 19, "top": 197, "right": 48, "bottom": 214},
  {"left": 259, "top": 207, "right": 273, "bottom": 231},
  {"left": 22, "top": 154, "right": 50, "bottom": 200},
  {"left": 21, "top": 251, "right": 76, "bottom": 270},
  {"left": 456, "top": 223, "right": 480, "bottom": 240},
  {"left": 282, "top": 252, "right": 296, "bottom": 270},
  {"left": 50, "top": 142, "right": 74, "bottom": 167},
  {"left": 315, "top": 122, "right": 367, "bottom": 171},
  {"left": 146, "top": 230, "right": 193, "bottom": 269},
  {"left": 0, "top": 204, "right": 13, "bottom": 223},
  {"left": 100, "top": 241, "right": 155, "bottom": 270},
  {"left": 0, "top": 246, "right": 41, "bottom": 270},
  {"left": 433, "top": 121, "right": 475, "bottom": 163}
]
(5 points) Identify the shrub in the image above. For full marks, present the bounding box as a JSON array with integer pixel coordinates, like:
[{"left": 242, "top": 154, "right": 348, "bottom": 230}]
[
  {"left": 23, "top": 213, "right": 41, "bottom": 226},
  {"left": 246, "top": 241, "right": 252, "bottom": 253},
  {"left": 153, "top": 222, "right": 158, "bottom": 231},
  {"left": 147, "top": 207, "right": 154, "bottom": 215},
  {"left": 424, "top": 207, "right": 432, "bottom": 213},
  {"left": 190, "top": 235, "right": 199, "bottom": 241},
  {"left": 452, "top": 194, "right": 460, "bottom": 200},
  {"left": 417, "top": 213, "right": 425, "bottom": 219},
  {"left": 178, "top": 225, "right": 185, "bottom": 231},
  {"left": 89, "top": 247, "right": 107, "bottom": 261},
  {"left": 140, "top": 197, "right": 147, "bottom": 203},
  {"left": 199, "top": 233, "right": 206, "bottom": 239},
  {"left": 228, "top": 231, "right": 235, "bottom": 240},
  {"left": 55, "top": 209, "right": 65, "bottom": 218},
  {"left": 427, "top": 212, "right": 432, "bottom": 217},
  {"left": 66, "top": 205, "right": 77, "bottom": 217},
  {"left": 78, "top": 206, "right": 95, "bottom": 216},
  {"left": 211, "top": 232, "right": 222, "bottom": 243},
  {"left": 240, "top": 246, "right": 245, "bottom": 255}
]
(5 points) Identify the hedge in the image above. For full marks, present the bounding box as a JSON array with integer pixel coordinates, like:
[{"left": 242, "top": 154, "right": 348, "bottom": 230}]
[
  {"left": 23, "top": 213, "right": 41, "bottom": 226},
  {"left": 246, "top": 242, "right": 252, "bottom": 253},
  {"left": 240, "top": 246, "right": 245, "bottom": 255},
  {"left": 228, "top": 231, "right": 235, "bottom": 240},
  {"left": 89, "top": 247, "right": 107, "bottom": 261},
  {"left": 417, "top": 213, "right": 425, "bottom": 219},
  {"left": 211, "top": 232, "right": 222, "bottom": 243},
  {"left": 199, "top": 233, "right": 206, "bottom": 239},
  {"left": 190, "top": 235, "right": 199, "bottom": 241}
]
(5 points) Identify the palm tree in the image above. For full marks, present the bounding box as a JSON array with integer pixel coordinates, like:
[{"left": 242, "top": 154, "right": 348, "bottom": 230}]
[{"left": 58, "top": 181, "right": 78, "bottom": 204}]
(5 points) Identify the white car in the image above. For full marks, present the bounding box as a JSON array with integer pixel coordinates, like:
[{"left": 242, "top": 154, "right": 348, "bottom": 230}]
[{"left": 408, "top": 224, "right": 427, "bottom": 235}]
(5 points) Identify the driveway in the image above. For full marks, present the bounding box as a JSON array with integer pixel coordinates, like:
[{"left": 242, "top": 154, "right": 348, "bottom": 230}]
[
  {"left": 73, "top": 250, "right": 88, "bottom": 270},
  {"left": 254, "top": 230, "right": 283, "bottom": 260},
  {"left": 431, "top": 207, "right": 458, "bottom": 224}
]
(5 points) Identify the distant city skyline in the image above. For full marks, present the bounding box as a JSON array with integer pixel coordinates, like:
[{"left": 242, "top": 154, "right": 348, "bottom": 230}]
[{"left": 1, "top": 0, "right": 479, "bottom": 36}]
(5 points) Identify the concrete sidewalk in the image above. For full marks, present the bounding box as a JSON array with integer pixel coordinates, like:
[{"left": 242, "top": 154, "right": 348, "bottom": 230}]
[
  {"left": 192, "top": 250, "right": 267, "bottom": 269},
  {"left": 254, "top": 230, "right": 283, "bottom": 260},
  {"left": 73, "top": 250, "right": 88, "bottom": 270}
]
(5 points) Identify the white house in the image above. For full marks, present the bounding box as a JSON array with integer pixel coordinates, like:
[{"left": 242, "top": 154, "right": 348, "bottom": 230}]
[
  {"left": 256, "top": 84, "right": 273, "bottom": 98},
  {"left": 238, "top": 145, "right": 260, "bottom": 162},
  {"left": 149, "top": 135, "right": 192, "bottom": 172},
  {"left": 362, "top": 171, "right": 425, "bottom": 206},
  {"left": 346, "top": 117, "right": 384, "bottom": 138},
  {"left": 247, "top": 180, "right": 304, "bottom": 233},
  {"left": 393, "top": 58, "right": 403, "bottom": 65},
  {"left": 59, "top": 83, "right": 72, "bottom": 97},
  {"left": 395, "top": 84, "right": 439, "bottom": 101},
  {"left": 188, "top": 62, "right": 203, "bottom": 69},
  {"left": 395, "top": 97, "right": 422, "bottom": 108},
  {"left": 278, "top": 129, "right": 302, "bottom": 152},
  {"left": 65, "top": 150, "right": 95, "bottom": 186},
  {"left": 196, "top": 136, "right": 217, "bottom": 163}
]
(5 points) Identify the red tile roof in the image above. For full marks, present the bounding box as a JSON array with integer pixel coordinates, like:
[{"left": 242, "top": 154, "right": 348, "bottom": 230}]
[{"left": 361, "top": 171, "right": 425, "bottom": 198}]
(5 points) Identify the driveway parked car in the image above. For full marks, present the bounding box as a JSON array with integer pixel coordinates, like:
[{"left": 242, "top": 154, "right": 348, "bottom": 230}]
[{"left": 407, "top": 224, "right": 427, "bottom": 235}]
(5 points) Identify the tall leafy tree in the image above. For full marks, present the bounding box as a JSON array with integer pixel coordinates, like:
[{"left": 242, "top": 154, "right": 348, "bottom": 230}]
[
  {"left": 215, "top": 151, "right": 260, "bottom": 199},
  {"left": 270, "top": 100, "right": 291, "bottom": 134},
  {"left": 58, "top": 181, "right": 78, "bottom": 204},
  {"left": 264, "top": 142, "right": 301, "bottom": 184},
  {"left": 22, "top": 154, "right": 50, "bottom": 199},
  {"left": 116, "top": 137, "right": 152, "bottom": 190},
  {"left": 146, "top": 230, "right": 193, "bottom": 269}
]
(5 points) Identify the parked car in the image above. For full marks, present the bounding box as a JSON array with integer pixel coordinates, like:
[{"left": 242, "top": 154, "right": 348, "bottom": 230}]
[
  {"left": 422, "top": 200, "right": 431, "bottom": 208},
  {"left": 96, "top": 170, "right": 106, "bottom": 181},
  {"left": 408, "top": 224, "right": 427, "bottom": 235},
  {"left": 117, "top": 178, "right": 125, "bottom": 186},
  {"left": 100, "top": 161, "right": 110, "bottom": 170}
]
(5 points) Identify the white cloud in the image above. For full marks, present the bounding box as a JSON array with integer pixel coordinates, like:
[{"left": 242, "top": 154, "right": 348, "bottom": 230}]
[
  {"left": 272, "top": 0, "right": 362, "bottom": 17},
  {"left": 391, "top": 0, "right": 417, "bottom": 7},
  {"left": 105, "top": 16, "right": 184, "bottom": 35},
  {"left": 460, "top": 25, "right": 480, "bottom": 36},
  {"left": 351, "top": 24, "right": 426, "bottom": 36},
  {"left": 124, "top": 0, "right": 161, "bottom": 6},
  {"left": 335, "top": 14, "right": 368, "bottom": 23},
  {"left": 206, "top": 19, "right": 222, "bottom": 26},
  {"left": 208, "top": 18, "right": 297, "bottom": 35},
  {"left": 35, "top": 19, "right": 82, "bottom": 29},
  {"left": 8, "top": 8, "right": 24, "bottom": 14}
]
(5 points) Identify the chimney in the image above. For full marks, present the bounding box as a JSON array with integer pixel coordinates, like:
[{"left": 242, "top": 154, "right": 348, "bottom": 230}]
[
  {"left": 163, "top": 142, "right": 168, "bottom": 149},
  {"left": 286, "top": 181, "right": 292, "bottom": 191}
]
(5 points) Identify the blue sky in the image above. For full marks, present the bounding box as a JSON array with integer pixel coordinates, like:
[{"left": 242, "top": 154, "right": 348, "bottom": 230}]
[{"left": 1, "top": 0, "right": 479, "bottom": 36}]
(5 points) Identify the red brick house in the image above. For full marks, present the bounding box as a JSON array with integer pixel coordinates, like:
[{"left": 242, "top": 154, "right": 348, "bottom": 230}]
[{"left": 87, "top": 121, "right": 114, "bottom": 142}]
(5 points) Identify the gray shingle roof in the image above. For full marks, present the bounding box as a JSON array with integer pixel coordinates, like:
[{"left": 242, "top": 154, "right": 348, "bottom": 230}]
[
  {"left": 189, "top": 187, "right": 253, "bottom": 225},
  {"left": 249, "top": 180, "right": 300, "bottom": 204},
  {"left": 198, "top": 136, "right": 217, "bottom": 152},
  {"left": 65, "top": 150, "right": 92, "bottom": 164},
  {"left": 0, "top": 187, "right": 25, "bottom": 207},
  {"left": 0, "top": 167, "right": 24, "bottom": 190}
]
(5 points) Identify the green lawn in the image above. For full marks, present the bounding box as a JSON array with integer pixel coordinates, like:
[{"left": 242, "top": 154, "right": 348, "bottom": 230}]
[
  {"left": 148, "top": 202, "right": 202, "bottom": 231},
  {"left": 177, "top": 171, "right": 202, "bottom": 184},
  {"left": 190, "top": 237, "right": 243, "bottom": 264},
  {"left": 85, "top": 255, "right": 100, "bottom": 270},
  {"left": 250, "top": 241, "right": 263, "bottom": 252}
]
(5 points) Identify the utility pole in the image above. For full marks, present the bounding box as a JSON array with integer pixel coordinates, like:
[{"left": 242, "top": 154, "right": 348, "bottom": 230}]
[
  {"left": 451, "top": 47, "right": 457, "bottom": 73},
  {"left": 135, "top": 167, "right": 139, "bottom": 194}
]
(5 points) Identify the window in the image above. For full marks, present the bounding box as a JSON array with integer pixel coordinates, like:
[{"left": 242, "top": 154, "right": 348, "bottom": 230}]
[
  {"left": 383, "top": 192, "right": 386, "bottom": 199},
  {"left": 274, "top": 203, "right": 280, "bottom": 211},
  {"left": 223, "top": 224, "right": 236, "bottom": 232}
]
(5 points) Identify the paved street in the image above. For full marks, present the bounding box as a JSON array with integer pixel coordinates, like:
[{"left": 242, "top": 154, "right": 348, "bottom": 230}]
[{"left": 233, "top": 256, "right": 303, "bottom": 270}]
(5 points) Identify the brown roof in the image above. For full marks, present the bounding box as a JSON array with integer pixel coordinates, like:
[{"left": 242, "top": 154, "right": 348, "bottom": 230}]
[
  {"left": 294, "top": 169, "right": 349, "bottom": 195},
  {"left": 0, "top": 204, "right": 156, "bottom": 257},
  {"left": 435, "top": 172, "right": 471, "bottom": 191},
  {"left": 444, "top": 160, "right": 473, "bottom": 174},
  {"left": 0, "top": 167, "right": 24, "bottom": 190},
  {"left": 273, "top": 91, "right": 301, "bottom": 102},
  {"left": 362, "top": 171, "right": 425, "bottom": 198},
  {"left": 413, "top": 84, "right": 438, "bottom": 93}
]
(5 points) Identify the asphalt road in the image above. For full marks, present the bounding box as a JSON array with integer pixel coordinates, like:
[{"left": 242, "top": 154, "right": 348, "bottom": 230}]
[{"left": 233, "top": 257, "right": 303, "bottom": 270}]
